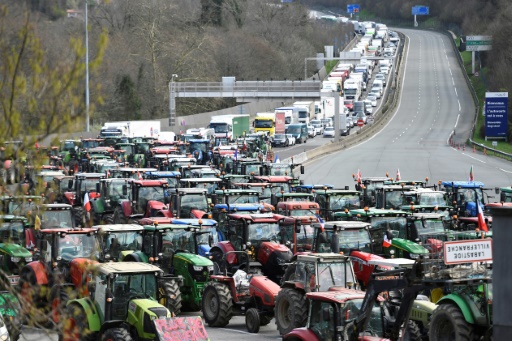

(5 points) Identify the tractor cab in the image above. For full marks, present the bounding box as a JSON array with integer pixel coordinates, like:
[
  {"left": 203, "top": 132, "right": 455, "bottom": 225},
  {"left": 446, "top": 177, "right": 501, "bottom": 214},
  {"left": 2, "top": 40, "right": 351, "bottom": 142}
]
[
  {"left": 314, "top": 188, "right": 362, "bottom": 221},
  {"left": 94, "top": 224, "right": 144, "bottom": 262}
]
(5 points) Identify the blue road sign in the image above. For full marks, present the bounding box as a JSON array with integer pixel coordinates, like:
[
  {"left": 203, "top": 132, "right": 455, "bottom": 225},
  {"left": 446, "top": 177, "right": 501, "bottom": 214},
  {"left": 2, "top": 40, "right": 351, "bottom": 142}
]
[
  {"left": 347, "top": 4, "right": 360, "bottom": 14},
  {"left": 412, "top": 6, "right": 429, "bottom": 15},
  {"left": 485, "top": 92, "right": 508, "bottom": 138}
]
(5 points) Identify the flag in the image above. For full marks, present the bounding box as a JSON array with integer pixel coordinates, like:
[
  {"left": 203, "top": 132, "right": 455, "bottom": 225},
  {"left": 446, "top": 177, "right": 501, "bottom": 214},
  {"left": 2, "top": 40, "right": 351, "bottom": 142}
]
[
  {"left": 234, "top": 148, "right": 238, "bottom": 161},
  {"left": 396, "top": 169, "right": 401, "bottom": 181},
  {"left": 383, "top": 233, "right": 392, "bottom": 247},
  {"left": 477, "top": 203, "right": 489, "bottom": 232},
  {"left": 34, "top": 215, "right": 41, "bottom": 231},
  {"left": 357, "top": 169, "right": 362, "bottom": 183},
  {"left": 469, "top": 165, "right": 474, "bottom": 182},
  {"left": 274, "top": 154, "right": 280, "bottom": 164},
  {"left": 107, "top": 169, "right": 111, "bottom": 178},
  {"left": 315, "top": 214, "right": 325, "bottom": 232},
  {"left": 138, "top": 171, "right": 143, "bottom": 180},
  {"left": 84, "top": 192, "right": 91, "bottom": 212}
]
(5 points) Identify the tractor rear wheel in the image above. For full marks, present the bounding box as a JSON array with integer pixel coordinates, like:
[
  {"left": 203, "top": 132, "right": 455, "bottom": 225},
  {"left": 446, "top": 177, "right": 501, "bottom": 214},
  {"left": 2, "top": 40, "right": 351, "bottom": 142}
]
[
  {"left": 403, "top": 320, "right": 422, "bottom": 341},
  {"left": 113, "top": 207, "right": 126, "bottom": 224},
  {"left": 429, "top": 303, "right": 474, "bottom": 341},
  {"left": 281, "top": 263, "right": 297, "bottom": 284},
  {"left": 275, "top": 287, "right": 307, "bottom": 335},
  {"left": 74, "top": 206, "right": 85, "bottom": 228},
  {"left": 245, "top": 308, "right": 261, "bottom": 333},
  {"left": 202, "top": 282, "right": 233, "bottom": 327},
  {"left": 60, "top": 304, "right": 94, "bottom": 341},
  {"left": 161, "top": 280, "right": 182, "bottom": 315},
  {"left": 104, "top": 214, "right": 114, "bottom": 224},
  {"left": 101, "top": 327, "right": 133, "bottom": 341}
]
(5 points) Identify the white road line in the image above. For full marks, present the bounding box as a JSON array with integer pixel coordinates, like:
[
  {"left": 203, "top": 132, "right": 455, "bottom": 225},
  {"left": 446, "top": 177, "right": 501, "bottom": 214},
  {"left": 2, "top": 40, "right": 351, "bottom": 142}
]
[
  {"left": 449, "top": 69, "right": 452, "bottom": 76},
  {"left": 219, "top": 328, "right": 257, "bottom": 335},
  {"left": 462, "top": 153, "right": 486, "bottom": 163},
  {"left": 454, "top": 88, "right": 458, "bottom": 96},
  {"left": 499, "top": 168, "right": 512, "bottom": 174}
]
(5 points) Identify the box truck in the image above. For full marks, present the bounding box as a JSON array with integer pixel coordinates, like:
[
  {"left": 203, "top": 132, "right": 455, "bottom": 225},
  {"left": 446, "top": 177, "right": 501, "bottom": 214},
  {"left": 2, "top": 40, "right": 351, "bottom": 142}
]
[
  {"left": 208, "top": 114, "right": 250, "bottom": 140},
  {"left": 99, "top": 120, "right": 161, "bottom": 138}
]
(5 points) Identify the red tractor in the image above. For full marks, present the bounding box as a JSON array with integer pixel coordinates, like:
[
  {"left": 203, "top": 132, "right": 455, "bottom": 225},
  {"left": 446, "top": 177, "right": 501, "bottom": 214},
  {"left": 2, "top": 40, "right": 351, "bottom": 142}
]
[
  {"left": 201, "top": 250, "right": 281, "bottom": 333},
  {"left": 62, "top": 173, "right": 105, "bottom": 226},
  {"left": 18, "top": 227, "right": 98, "bottom": 327},
  {"left": 211, "top": 213, "right": 292, "bottom": 284}
]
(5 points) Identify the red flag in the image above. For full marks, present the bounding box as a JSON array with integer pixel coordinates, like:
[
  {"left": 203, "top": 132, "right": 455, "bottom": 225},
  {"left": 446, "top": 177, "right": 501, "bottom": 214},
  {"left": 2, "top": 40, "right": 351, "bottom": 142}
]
[
  {"left": 396, "top": 169, "right": 401, "bottom": 181},
  {"left": 477, "top": 203, "right": 489, "bottom": 232},
  {"left": 357, "top": 169, "right": 362, "bottom": 183},
  {"left": 469, "top": 165, "right": 474, "bottom": 182},
  {"left": 84, "top": 192, "right": 91, "bottom": 212},
  {"left": 107, "top": 169, "right": 111, "bottom": 178}
]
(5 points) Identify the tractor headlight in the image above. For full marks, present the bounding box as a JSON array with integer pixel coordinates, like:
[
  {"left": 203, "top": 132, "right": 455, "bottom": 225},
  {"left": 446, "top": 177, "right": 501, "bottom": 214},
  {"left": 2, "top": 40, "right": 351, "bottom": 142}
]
[
  {"left": 409, "top": 253, "right": 419, "bottom": 259},
  {"left": 193, "top": 265, "right": 204, "bottom": 271},
  {"left": 105, "top": 254, "right": 111, "bottom": 259},
  {"left": 11, "top": 257, "right": 20, "bottom": 263},
  {"left": 207, "top": 265, "right": 214, "bottom": 272},
  {"left": 25, "top": 257, "right": 32, "bottom": 262}
]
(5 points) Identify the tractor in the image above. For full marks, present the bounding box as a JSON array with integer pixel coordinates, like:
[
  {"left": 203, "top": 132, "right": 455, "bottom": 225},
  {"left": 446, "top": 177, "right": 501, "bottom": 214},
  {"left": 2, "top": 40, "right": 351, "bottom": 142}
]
[
  {"left": 18, "top": 227, "right": 98, "bottom": 327},
  {"left": 62, "top": 172, "right": 105, "bottom": 226},
  {"left": 94, "top": 224, "right": 144, "bottom": 262},
  {"left": 353, "top": 176, "right": 392, "bottom": 207},
  {"left": 127, "top": 221, "right": 215, "bottom": 313},
  {"left": 210, "top": 213, "right": 292, "bottom": 284},
  {"left": 187, "top": 139, "right": 212, "bottom": 165},
  {"left": 0, "top": 216, "right": 34, "bottom": 287},
  {"left": 314, "top": 188, "right": 362, "bottom": 221},
  {"left": 399, "top": 187, "right": 452, "bottom": 219},
  {"left": 159, "top": 187, "right": 211, "bottom": 219},
  {"left": 274, "top": 253, "right": 358, "bottom": 335},
  {"left": 201, "top": 250, "right": 281, "bottom": 333},
  {"left": 60, "top": 262, "right": 179, "bottom": 341},
  {"left": 89, "top": 178, "right": 130, "bottom": 224}
]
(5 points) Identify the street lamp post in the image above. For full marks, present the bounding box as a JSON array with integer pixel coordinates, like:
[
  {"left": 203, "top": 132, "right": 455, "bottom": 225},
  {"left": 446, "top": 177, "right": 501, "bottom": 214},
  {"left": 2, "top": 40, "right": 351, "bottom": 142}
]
[
  {"left": 85, "top": 1, "right": 90, "bottom": 132},
  {"left": 168, "top": 74, "right": 178, "bottom": 127}
]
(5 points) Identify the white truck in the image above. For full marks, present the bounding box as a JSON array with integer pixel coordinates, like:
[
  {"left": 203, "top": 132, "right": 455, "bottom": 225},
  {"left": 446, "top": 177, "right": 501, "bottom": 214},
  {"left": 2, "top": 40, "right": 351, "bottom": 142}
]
[
  {"left": 318, "top": 94, "right": 344, "bottom": 120},
  {"left": 343, "top": 79, "right": 362, "bottom": 101},
  {"left": 208, "top": 114, "right": 250, "bottom": 140},
  {"left": 274, "top": 106, "right": 300, "bottom": 129},
  {"left": 293, "top": 101, "right": 315, "bottom": 126},
  {"left": 100, "top": 120, "right": 161, "bottom": 138}
]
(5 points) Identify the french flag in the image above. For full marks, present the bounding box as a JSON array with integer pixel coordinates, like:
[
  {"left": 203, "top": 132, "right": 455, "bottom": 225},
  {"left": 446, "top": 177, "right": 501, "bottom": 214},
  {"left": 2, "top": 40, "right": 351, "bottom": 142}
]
[
  {"left": 315, "top": 214, "right": 325, "bottom": 232},
  {"left": 477, "top": 203, "right": 489, "bottom": 232},
  {"left": 84, "top": 192, "right": 91, "bottom": 212}
]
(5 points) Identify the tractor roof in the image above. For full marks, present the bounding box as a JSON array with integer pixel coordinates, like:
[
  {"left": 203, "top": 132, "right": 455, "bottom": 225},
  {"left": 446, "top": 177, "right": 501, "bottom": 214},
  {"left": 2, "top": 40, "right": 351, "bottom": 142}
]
[
  {"left": 141, "top": 223, "right": 191, "bottom": 231},
  {"left": 276, "top": 201, "right": 319, "bottom": 209},
  {"left": 174, "top": 188, "right": 208, "bottom": 195},
  {"left": 253, "top": 176, "right": 293, "bottom": 183},
  {"left": 131, "top": 179, "right": 168, "bottom": 187},
  {"left": 214, "top": 203, "right": 264, "bottom": 212},
  {"left": 171, "top": 218, "right": 217, "bottom": 227},
  {"left": 214, "top": 189, "right": 260, "bottom": 195},
  {"left": 227, "top": 213, "right": 286, "bottom": 222},
  {"left": 305, "top": 288, "right": 366, "bottom": 304},
  {"left": 321, "top": 221, "right": 372, "bottom": 230},
  {"left": 0, "top": 243, "right": 32, "bottom": 257},
  {"left": 441, "top": 181, "right": 485, "bottom": 188},
  {"left": 0, "top": 215, "right": 27, "bottom": 222},
  {"left": 75, "top": 172, "right": 106, "bottom": 179},
  {"left": 39, "top": 227, "right": 97, "bottom": 234},
  {"left": 316, "top": 189, "right": 360, "bottom": 195},
  {"left": 145, "top": 171, "right": 181, "bottom": 178},
  {"left": 350, "top": 208, "right": 409, "bottom": 217},
  {"left": 98, "top": 262, "right": 162, "bottom": 275},
  {"left": 43, "top": 204, "right": 73, "bottom": 210},
  {"left": 179, "top": 178, "right": 222, "bottom": 184},
  {"left": 94, "top": 224, "right": 144, "bottom": 232},
  {"left": 409, "top": 212, "right": 445, "bottom": 220},
  {"left": 296, "top": 252, "right": 351, "bottom": 263}
]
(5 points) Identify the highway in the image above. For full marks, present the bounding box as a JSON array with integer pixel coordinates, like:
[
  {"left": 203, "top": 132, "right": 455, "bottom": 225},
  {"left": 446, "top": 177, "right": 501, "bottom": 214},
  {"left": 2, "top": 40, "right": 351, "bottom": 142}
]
[{"left": 16, "top": 29, "right": 509, "bottom": 341}]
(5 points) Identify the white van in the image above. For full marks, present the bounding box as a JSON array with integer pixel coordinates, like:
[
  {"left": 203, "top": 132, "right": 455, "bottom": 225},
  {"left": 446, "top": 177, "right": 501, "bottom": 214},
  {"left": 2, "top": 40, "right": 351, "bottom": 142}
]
[{"left": 373, "top": 79, "right": 384, "bottom": 92}]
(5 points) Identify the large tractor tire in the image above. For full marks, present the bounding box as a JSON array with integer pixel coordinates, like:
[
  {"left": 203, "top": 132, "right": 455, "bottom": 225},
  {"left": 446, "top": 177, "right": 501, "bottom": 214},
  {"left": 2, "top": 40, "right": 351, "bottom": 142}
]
[
  {"left": 60, "top": 304, "right": 94, "bottom": 341},
  {"left": 429, "top": 303, "right": 474, "bottom": 341},
  {"left": 104, "top": 213, "right": 114, "bottom": 224},
  {"left": 403, "top": 320, "right": 422, "bottom": 341},
  {"left": 161, "top": 280, "right": 182, "bottom": 315},
  {"left": 101, "top": 327, "right": 133, "bottom": 341},
  {"left": 202, "top": 282, "right": 233, "bottom": 327},
  {"left": 113, "top": 207, "right": 127, "bottom": 224},
  {"left": 274, "top": 287, "right": 308, "bottom": 335},
  {"left": 74, "top": 206, "right": 86, "bottom": 228},
  {"left": 259, "top": 313, "right": 273, "bottom": 326},
  {"left": 281, "top": 263, "right": 297, "bottom": 284}
]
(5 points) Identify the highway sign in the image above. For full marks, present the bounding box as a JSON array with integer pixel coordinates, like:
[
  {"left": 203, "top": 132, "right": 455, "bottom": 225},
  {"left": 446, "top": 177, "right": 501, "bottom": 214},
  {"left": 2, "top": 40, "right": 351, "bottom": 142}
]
[
  {"left": 466, "top": 35, "right": 492, "bottom": 51},
  {"left": 367, "top": 116, "right": 375, "bottom": 124},
  {"left": 444, "top": 239, "right": 492, "bottom": 265},
  {"left": 485, "top": 92, "right": 508, "bottom": 138},
  {"left": 412, "top": 6, "right": 429, "bottom": 15},
  {"left": 347, "top": 4, "right": 360, "bottom": 14}
]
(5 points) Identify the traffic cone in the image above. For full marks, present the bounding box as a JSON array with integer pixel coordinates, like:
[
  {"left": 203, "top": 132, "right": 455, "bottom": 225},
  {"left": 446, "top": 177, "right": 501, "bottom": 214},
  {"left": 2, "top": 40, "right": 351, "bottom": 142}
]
[
  {"left": 484, "top": 148, "right": 487, "bottom": 155},
  {"left": 473, "top": 146, "right": 476, "bottom": 153}
]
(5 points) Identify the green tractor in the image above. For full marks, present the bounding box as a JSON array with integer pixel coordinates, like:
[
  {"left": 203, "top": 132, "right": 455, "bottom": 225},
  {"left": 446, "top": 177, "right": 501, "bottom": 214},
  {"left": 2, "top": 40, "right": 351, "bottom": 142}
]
[
  {"left": 0, "top": 275, "right": 23, "bottom": 341},
  {"left": 0, "top": 216, "right": 34, "bottom": 287},
  {"left": 126, "top": 221, "right": 215, "bottom": 313},
  {"left": 90, "top": 178, "right": 130, "bottom": 225},
  {"left": 60, "top": 262, "right": 174, "bottom": 341}
]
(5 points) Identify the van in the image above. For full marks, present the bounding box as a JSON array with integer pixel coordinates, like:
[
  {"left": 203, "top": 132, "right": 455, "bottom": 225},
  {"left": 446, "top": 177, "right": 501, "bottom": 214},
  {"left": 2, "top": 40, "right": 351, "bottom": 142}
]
[
  {"left": 373, "top": 79, "right": 384, "bottom": 93},
  {"left": 286, "top": 123, "right": 308, "bottom": 144},
  {"left": 353, "top": 101, "right": 367, "bottom": 116}
]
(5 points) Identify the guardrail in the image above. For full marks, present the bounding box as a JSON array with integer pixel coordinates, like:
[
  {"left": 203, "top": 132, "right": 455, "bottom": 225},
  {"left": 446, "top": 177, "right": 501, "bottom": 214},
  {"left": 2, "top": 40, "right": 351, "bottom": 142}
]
[{"left": 175, "top": 80, "right": 321, "bottom": 93}]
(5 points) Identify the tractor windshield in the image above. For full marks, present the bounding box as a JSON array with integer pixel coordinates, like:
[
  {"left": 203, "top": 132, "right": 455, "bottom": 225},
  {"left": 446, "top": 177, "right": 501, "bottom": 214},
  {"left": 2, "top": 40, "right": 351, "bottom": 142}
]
[
  {"left": 181, "top": 194, "right": 208, "bottom": 212},
  {"left": 111, "top": 272, "right": 157, "bottom": 318},
  {"left": 249, "top": 223, "right": 281, "bottom": 244},
  {"left": 107, "top": 182, "right": 130, "bottom": 200},
  {"left": 269, "top": 165, "right": 293, "bottom": 176},
  {"left": 271, "top": 184, "right": 291, "bottom": 194},
  {"left": 385, "top": 191, "right": 403, "bottom": 209},
  {"left": 418, "top": 192, "right": 446, "bottom": 206},
  {"left": 329, "top": 194, "right": 360, "bottom": 211},
  {"left": 7, "top": 201, "right": 39, "bottom": 216},
  {"left": 0, "top": 221, "right": 24, "bottom": 244},
  {"left": 105, "top": 231, "right": 143, "bottom": 253},
  {"left": 57, "top": 234, "right": 96, "bottom": 259},
  {"left": 341, "top": 299, "right": 384, "bottom": 337},
  {"left": 244, "top": 164, "right": 261, "bottom": 175},
  {"left": 229, "top": 194, "right": 259, "bottom": 204},
  {"left": 371, "top": 216, "right": 407, "bottom": 233},
  {"left": 189, "top": 142, "right": 208, "bottom": 153},
  {"left": 42, "top": 210, "right": 74, "bottom": 229},
  {"left": 290, "top": 209, "right": 318, "bottom": 217},
  {"left": 414, "top": 219, "right": 445, "bottom": 235},
  {"left": 79, "top": 178, "right": 101, "bottom": 192},
  {"left": 139, "top": 186, "right": 166, "bottom": 203},
  {"left": 336, "top": 229, "right": 372, "bottom": 253},
  {"left": 317, "top": 261, "right": 355, "bottom": 290},
  {"left": 81, "top": 140, "right": 101, "bottom": 149}
]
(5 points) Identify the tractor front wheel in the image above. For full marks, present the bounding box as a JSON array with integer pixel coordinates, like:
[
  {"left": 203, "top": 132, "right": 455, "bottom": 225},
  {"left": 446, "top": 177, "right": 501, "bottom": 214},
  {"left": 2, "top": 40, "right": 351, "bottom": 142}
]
[
  {"left": 275, "top": 287, "right": 307, "bottom": 335},
  {"left": 101, "top": 327, "right": 133, "bottom": 341},
  {"left": 161, "top": 280, "right": 182, "bottom": 315},
  {"left": 245, "top": 308, "right": 260, "bottom": 333},
  {"left": 202, "top": 282, "right": 233, "bottom": 327},
  {"left": 429, "top": 303, "right": 474, "bottom": 341}
]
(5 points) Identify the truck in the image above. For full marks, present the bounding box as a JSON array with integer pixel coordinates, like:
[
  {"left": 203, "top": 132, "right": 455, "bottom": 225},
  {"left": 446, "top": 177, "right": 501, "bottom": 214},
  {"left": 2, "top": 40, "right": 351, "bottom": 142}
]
[
  {"left": 343, "top": 79, "right": 362, "bottom": 101},
  {"left": 100, "top": 120, "right": 161, "bottom": 138},
  {"left": 275, "top": 111, "right": 286, "bottom": 134},
  {"left": 253, "top": 112, "right": 276, "bottom": 136},
  {"left": 209, "top": 114, "right": 250, "bottom": 140},
  {"left": 293, "top": 101, "right": 315, "bottom": 126},
  {"left": 275, "top": 107, "right": 300, "bottom": 129},
  {"left": 318, "top": 95, "right": 345, "bottom": 120}
]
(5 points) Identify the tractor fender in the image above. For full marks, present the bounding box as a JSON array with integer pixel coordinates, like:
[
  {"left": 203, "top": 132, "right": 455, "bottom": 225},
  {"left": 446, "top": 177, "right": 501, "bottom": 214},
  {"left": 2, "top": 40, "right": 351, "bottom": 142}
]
[
  {"left": 65, "top": 299, "right": 102, "bottom": 332},
  {"left": 98, "top": 320, "right": 126, "bottom": 336},
  {"left": 23, "top": 261, "right": 49, "bottom": 285},
  {"left": 190, "top": 209, "right": 208, "bottom": 219},
  {"left": 249, "top": 276, "right": 281, "bottom": 306},
  {"left": 123, "top": 251, "right": 149, "bottom": 263},
  {"left": 283, "top": 328, "right": 317, "bottom": 341},
  {"left": 120, "top": 200, "right": 132, "bottom": 217},
  {"left": 212, "top": 242, "right": 237, "bottom": 265},
  {"left": 148, "top": 200, "right": 167, "bottom": 211},
  {"left": 437, "top": 294, "right": 475, "bottom": 324}
]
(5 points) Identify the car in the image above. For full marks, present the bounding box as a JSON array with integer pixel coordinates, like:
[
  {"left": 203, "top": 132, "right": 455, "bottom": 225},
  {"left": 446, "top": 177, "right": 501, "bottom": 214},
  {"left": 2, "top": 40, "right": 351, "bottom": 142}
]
[
  {"left": 354, "top": 111, "right": 367, "bottom": 124},
  {"left": 374, "top": 73, "right": 387, "bottom": 86},
  {"left": 320, "top": 118, "right": 333, "bottom": 128},
  {"left": 367, "top": 95, "right": 378, "bottom": 107},
  {"left": 272, "top": 134, "right": 289, "bottom": 147},
  {"left": 363, "top": 100, "right": 374, "bottom": 114},
  {"left": 345, "top": 115, "right": 354, "bottom": 127},
  {"left": 307, "top": 125, "right": 315, "bottom": 138},
  {"left": 323, "top": 126, "right": 335, "bottom": 138},
  {"left": 312, "top": 123, "right": 324, "bottom": 135},
  {"left": 286, "top": 134, "right": 296, "bottom": 145},
  {"left": 369, "top": 88, "right": 381, "bottom": 99},
  {"left": 344, "top": 100, "right": 354, "bottom": 111}
]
